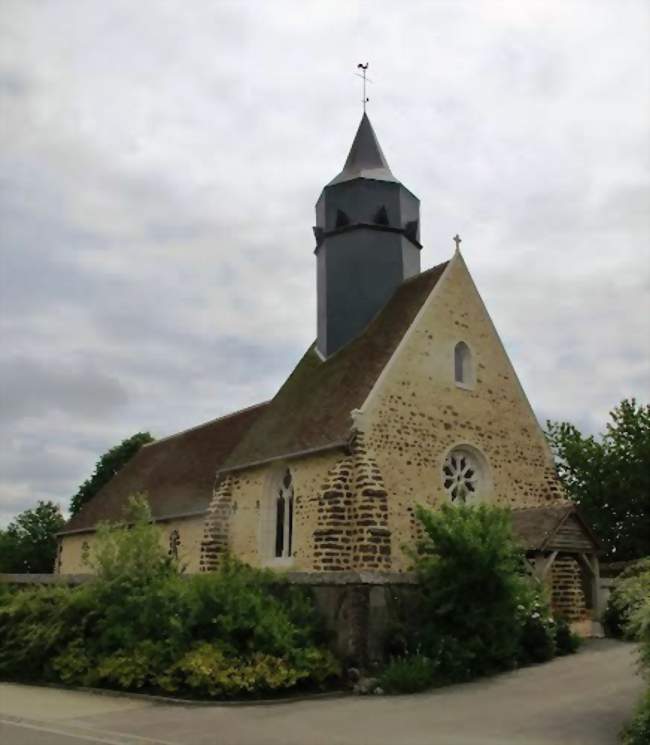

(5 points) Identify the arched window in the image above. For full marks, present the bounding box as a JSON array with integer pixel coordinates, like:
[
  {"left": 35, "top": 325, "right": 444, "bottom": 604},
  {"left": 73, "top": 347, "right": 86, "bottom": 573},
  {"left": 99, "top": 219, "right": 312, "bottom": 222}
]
[
  {"left": 454, "top": 341, "right": 473, "bottom": 386},
  {"left": 274, "top": 468, "right": 294, "bottom": 559},
  {"left": 442, "top": 446, "right": 487, "bottom": 504}
]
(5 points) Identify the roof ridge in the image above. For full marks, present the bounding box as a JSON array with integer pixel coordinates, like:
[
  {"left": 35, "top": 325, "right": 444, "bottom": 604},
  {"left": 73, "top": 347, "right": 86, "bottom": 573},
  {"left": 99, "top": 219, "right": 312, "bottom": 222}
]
[
  {"left": 146, "top": 400, "right": 271, "bottom": 447},
  {"left": 400, "top": 259, "right": 451, "bottom": 287}
]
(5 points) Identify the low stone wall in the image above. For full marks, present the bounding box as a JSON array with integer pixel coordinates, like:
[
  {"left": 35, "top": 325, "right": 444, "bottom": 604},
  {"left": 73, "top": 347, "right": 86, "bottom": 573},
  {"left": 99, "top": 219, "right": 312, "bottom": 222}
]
[
  {"left": 0, "top": 573, "right": 92, "bottom": 585},
  {"left": 0, "top": 571, "right": 417, "bottom": 667},
  {"left": 0, "top": 567, "right": 605, "bottom": 663},
  {"left": 287, "top": 571, "right": 418, "bottom": 665}
]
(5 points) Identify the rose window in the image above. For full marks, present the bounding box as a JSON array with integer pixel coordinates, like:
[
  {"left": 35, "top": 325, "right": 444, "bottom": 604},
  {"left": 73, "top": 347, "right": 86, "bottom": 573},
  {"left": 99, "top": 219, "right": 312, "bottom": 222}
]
[{"left": 443, "top": 449, "right": 480, "bottom": 503}]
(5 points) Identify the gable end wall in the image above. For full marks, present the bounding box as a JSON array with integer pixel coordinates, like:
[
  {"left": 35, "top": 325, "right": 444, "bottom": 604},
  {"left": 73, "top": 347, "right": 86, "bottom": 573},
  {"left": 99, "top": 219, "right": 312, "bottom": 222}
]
[{"left": 357, "top": 252, "right": 566, "bottom": 569}]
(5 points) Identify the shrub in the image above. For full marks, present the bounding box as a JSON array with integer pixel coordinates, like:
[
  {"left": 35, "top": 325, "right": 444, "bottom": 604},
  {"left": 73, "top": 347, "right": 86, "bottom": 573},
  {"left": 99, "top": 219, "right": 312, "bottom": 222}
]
[
  {"left": 379, "top": 652, "right": 436, "bottom": 694},
  {"left": 553, "top": 617, "right": 581, "bottom": 655},
  {"left": 410, "top": 504, "right": 538, "bottom": 679},
  {"left": 157, "top": 643, "right": 338, "bottom": 698},
  {"left": 622, "top": 689, "right": 650, "bottom": 745},
  {"left": 517, "top": 606, "right": 555, "bottom": 664},
  {"left": 0, "top": 583, "right": 92, "bottom": 681},
  {"left": 613, "top": 559, "right": 650, "bottom": 743},
  {"left": 0, "top": 495, "right": 339, "bottom": 699},
  {"left": 604, "top": 559, "right": 650, "bottom": 639}
]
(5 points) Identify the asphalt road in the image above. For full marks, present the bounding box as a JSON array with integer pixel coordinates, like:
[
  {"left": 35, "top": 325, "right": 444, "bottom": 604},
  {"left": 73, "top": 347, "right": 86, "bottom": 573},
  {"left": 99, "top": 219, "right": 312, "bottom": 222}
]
[{"left": 0, "top": 640, "right": 643, "bottom": 745}]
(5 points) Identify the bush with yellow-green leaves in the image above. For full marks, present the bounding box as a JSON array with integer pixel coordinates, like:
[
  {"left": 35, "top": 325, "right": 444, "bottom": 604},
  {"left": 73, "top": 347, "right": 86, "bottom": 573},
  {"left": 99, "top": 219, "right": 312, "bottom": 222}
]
[{"left": 0, "top": 496, "right": 340, "bottom": 699}]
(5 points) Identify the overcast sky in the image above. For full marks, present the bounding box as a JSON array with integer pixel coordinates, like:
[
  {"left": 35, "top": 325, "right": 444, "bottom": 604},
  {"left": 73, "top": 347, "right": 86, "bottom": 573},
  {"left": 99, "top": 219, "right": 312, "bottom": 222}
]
[{"left": 1, "top": 0, "right": 648, "bottom": 526}]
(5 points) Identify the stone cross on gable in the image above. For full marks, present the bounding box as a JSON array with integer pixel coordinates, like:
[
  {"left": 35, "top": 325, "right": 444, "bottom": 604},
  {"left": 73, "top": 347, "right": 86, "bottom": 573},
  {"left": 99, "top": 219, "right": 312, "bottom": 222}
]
[{"left": 453, "top": 234, "right": 462, "bottom": 250}]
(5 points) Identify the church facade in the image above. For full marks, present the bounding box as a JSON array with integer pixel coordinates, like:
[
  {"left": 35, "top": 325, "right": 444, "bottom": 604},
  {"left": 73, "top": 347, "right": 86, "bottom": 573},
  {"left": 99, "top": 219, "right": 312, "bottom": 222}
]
[{"left": 57, "top": 114, "right": 600, "bottom": 627}]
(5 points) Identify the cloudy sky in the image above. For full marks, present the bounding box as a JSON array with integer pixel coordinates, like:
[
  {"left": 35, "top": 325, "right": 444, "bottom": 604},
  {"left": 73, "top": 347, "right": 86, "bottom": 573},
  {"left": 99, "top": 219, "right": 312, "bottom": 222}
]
[{"left": 1, "top": 0, "right": 648, "bottom": 525}]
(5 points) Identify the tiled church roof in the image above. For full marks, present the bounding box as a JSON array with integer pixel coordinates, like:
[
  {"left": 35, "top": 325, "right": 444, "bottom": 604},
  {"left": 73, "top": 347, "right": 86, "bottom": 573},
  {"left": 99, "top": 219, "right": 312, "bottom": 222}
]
[
  {"left": 511, "top": 504, "right": 601, "bottom": 552},
  {"left": 220, "top": 260, "right": 449, "bottom": 472},
  {"left": 60, "top": 402, "right": 269, "bottom": 534},
  {"left": 60, "top": 260, "right": 449, "bottom": 534}
]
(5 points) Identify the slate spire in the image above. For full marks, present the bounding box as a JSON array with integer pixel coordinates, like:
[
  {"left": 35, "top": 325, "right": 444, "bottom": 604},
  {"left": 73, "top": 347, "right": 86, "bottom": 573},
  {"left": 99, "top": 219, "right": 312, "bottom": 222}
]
[
  {"left": 328, "top": 113, "right": 398, "bottom": 185},
  {"left": 315, "top": 113, "right": 421, "bottom": 358}
]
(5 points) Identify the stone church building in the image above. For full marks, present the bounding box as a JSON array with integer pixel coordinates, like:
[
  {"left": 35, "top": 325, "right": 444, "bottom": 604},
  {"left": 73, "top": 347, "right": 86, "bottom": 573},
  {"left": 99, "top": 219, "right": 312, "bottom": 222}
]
[{"left": 57, "top": 114, "right": 601, "bottom": 629}]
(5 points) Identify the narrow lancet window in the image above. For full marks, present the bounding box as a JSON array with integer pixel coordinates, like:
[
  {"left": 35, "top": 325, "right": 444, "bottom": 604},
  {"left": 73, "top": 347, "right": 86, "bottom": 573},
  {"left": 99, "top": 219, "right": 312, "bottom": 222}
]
[
  {"left": 454, "top": 341, "right": 473, "bottom": 386},
  {"left": 275, "top": 495, "right": 285, "bottom": 557},
  {"left": 273, "top": 468, "right": 294, "bottom": 559}
]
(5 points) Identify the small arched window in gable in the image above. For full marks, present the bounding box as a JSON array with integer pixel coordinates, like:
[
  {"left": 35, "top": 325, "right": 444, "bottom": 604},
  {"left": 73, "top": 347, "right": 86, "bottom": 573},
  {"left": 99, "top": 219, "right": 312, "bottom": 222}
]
[
  {"left": 454, "top": 341, "right": 474, "bottom": 387},
  {"left": 274, "top": 468, "right": 294, "bottom": 559}
]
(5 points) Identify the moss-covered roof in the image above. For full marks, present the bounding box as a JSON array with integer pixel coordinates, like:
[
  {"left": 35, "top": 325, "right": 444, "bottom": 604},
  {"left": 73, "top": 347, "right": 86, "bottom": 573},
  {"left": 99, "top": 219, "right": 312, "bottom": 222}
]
[
  {"left": 221, "top": 261, "right": 449, "bottom": 471},
  {"left": 511, "top": 505, "right": 600, "bottom": 552},
  {"left": 60, "top": 403, "right": 269, "bottom": 534},
  {"left": 60, "top": 261, "right": 449, "bottom": 534}
]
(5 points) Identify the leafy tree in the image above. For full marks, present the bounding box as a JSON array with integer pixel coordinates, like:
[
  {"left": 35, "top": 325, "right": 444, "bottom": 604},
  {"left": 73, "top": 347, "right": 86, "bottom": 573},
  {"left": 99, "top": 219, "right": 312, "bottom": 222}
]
[
  {"left": 0, "top": 501, "right": 65, "bottom": 573},
  {"left": 70, "top": 432, "right": 154, "bottom": 516},
  {"left": 546, "top": 398, "right": 650, "bottom": 561}
]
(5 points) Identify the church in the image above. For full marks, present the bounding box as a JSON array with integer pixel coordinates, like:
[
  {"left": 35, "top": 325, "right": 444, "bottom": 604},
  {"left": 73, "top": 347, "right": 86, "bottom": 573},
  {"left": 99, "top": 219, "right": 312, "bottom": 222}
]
[{"left": 57, "top": 113, "right": 601, "bottom": 628}]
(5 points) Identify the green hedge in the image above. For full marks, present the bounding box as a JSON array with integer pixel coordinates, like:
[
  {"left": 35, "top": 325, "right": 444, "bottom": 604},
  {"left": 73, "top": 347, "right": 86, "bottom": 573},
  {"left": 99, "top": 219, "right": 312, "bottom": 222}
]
[
  {"left": 0, "top": 496, "right": 339, "bottom": 699},
  {"left": 609, "top": 559, "right": 650, "bottom": 744}
]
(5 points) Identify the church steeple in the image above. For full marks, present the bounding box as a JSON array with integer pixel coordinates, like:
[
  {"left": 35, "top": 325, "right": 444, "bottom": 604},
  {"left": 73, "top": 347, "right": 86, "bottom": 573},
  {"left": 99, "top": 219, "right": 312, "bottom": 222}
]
[
  {"left": 328, "top": 113, "right": 398, "bottom": 185},
  {"left": 314, "top": 114, "right": 421, "bottom": 358}
]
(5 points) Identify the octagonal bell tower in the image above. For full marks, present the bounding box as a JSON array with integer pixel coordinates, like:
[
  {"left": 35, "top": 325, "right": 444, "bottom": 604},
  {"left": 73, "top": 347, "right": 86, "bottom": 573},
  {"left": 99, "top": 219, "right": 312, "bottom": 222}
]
[{"left": 314, "top": 113, "right": 421, "bottom": 357}]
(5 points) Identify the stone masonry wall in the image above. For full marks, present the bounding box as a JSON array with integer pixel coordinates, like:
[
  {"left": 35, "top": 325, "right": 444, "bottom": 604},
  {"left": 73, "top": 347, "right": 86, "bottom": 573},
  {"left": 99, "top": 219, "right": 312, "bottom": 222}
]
[
  {"left": 313, "top": 433, "right": 391, "bottom": 571},
  {"left": 550, "top": 554, "right": 589, "bottom": 622},
  {"left": 199, "top": 474, "right": 235, "bottom": 571},
  {"left": 58, "top": 514, "right": 206, "bottom": 574},
  {"left": 359, "top": 252, "right": 568, "bottom": 570},
  {"left": 199, "top": 451, "right": 344, "bottom": 572}
]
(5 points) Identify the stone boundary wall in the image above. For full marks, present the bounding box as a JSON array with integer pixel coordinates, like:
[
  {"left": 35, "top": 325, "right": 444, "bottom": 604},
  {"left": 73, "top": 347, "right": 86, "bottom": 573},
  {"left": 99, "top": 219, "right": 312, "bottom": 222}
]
[
  {"left": 0, "top": 571, "right": 417, "bottom": 666},
  {"left": 0, "top": 571, "right": 417, "bottom": 586},
  {"left": 1, "top": 568, "right": 604, "bottom": 663}
]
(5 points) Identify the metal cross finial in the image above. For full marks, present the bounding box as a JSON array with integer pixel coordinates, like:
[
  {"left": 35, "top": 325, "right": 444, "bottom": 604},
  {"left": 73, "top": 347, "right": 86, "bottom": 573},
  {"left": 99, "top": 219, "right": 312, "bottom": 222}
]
[
  {"left": 356, "top": 62, "right": 371, "bottom": 112},
  {"left": 453, "top": 234, "right": 462, "bottom": 251}
]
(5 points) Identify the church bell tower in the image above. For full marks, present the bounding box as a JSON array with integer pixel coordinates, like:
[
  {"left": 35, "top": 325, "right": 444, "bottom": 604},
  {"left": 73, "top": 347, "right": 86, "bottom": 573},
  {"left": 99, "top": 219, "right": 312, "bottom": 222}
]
[{"left": 314, "top": 113, "right": 421, "bottom": 357}]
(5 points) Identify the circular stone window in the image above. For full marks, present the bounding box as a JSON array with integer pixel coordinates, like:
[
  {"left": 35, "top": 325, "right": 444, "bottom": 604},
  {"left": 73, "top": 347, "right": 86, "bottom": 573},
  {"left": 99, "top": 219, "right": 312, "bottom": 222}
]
[{"left": 442, "top": 447, "right": 486, "bottom": 504}]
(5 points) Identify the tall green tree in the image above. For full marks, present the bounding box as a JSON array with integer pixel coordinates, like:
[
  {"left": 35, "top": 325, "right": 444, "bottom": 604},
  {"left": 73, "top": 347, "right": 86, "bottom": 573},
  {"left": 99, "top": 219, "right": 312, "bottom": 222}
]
[
  {"left": 70, "top": 432, "right": 154, "bottom": 516},
  {"left": 546, "top": 398, "right": 650, "bottom": 561},
  {"left": 0, "top": 501, "right": 65, "bottom": 573}
]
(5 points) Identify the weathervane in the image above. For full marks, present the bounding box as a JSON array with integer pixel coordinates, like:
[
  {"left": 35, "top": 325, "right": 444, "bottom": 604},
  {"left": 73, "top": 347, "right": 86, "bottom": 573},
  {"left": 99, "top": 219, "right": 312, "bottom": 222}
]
[{"left": 355, "top": 63, "right": 372, "bottom": 112}]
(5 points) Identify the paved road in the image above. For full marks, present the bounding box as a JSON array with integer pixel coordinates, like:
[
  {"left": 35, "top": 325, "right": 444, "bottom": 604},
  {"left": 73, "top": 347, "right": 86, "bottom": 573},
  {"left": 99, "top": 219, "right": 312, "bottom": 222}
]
[{"left": 0, "top": 640, "right": 643, "bottom": 745}]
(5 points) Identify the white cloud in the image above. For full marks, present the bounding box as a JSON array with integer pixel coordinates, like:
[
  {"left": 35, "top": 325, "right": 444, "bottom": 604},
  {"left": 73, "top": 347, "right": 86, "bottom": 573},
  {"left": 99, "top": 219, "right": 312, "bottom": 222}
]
[{"left": 0, "top": 0, "right": 648, "bottom": 524}]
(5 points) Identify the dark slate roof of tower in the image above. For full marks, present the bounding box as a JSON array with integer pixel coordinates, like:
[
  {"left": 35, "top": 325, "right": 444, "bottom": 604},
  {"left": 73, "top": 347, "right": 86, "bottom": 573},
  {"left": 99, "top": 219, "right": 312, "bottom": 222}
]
[
  {"left": 59, "top": 402, "right": 269, "bottom": 534},
  {"left": 328, "top": 113, "right": 399, "bottom": 186},
  {"left": 220, "top": 260, "right": 449, "bottom": 471}
]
